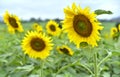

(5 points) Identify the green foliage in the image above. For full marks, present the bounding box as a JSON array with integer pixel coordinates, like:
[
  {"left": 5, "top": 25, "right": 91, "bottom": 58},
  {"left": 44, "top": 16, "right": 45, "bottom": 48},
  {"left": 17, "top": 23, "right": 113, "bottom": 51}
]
[
  {"left": 0, "top": 21, "right": 120, "bottom": 77},
  {"left": 95, "top": 9, "right": 113, "bottom": 15}
]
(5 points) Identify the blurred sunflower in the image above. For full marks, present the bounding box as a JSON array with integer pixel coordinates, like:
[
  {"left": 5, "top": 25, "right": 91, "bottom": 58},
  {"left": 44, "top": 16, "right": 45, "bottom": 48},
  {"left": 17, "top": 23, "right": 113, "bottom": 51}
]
[
  {"left": 21, "top": 31, "right": 53, "bottom": 59},
  {"left": 110, "top": 27, "right": 118, "bottom": 40},
  {"left": 57, "top": 45, "right": 74, "bottom": 56},
  {"left": 32, "top": 23, "right": 43, "bottom": 32},
  {"left": 3, "top": 11, "right": 24, "bottom": 34},
  {"left": 63, "top": 3, "right": 103, "bottom": 48},
  {"left": 46, "top": 20, "right": 61, "bottom": 36},
  {"left": 115, "top": 23, "right": 120, "bottom": 32},
  {"left": 110, "top": 27, "right": 117, "bottom": 36},
  {"left": 118, "top": 24, "right": 120, "bottom": 32}
]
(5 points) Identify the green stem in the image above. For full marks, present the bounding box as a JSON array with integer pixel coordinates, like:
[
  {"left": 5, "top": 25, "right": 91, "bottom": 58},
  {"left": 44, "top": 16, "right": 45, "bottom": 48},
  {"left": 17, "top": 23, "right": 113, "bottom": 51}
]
[
  {"left": 58, "top": 30, "right": 63, "bottom": 39},
  {"left": 40, "top": 59, "right": 45, "bottom": 77},
  {"left": 77, "top": 63, "right": 94, "bottom": 76},
  {"left": 98, "top": 52, "right": 112, "bottom": 68},
  {"left": 94, "top": 52, "right": 98, "bottom": 77},
  {"left": 56, "top": 60, "right": 78, "bottom": 75},
  {"left": 56, "top": 59, "right": 94, "bottom": 77}
]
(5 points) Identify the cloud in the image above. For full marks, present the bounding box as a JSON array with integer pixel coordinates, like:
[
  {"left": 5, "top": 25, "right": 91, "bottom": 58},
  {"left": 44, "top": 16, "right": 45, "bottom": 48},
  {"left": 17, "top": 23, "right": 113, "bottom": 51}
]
[{"left": 0, "top": 0, "right": 120, "bottom": 20}]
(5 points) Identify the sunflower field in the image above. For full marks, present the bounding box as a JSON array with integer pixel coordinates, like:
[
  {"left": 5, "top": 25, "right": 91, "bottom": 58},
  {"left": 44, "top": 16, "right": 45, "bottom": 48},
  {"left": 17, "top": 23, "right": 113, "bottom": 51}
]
[{"left": 0, "top": 3, "right": 120, "bottom": 77}]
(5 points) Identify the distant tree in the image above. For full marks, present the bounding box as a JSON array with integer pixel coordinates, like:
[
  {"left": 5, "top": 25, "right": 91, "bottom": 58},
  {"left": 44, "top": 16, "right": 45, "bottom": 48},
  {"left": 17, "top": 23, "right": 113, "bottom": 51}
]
[
  {"left": 54, "top": 18, "right": 61, "bottom": 22},
  {"left": 21, "top": 19, "right": 29, "bottom": 23},
  {"left": 29, "top": 17, "right": 37, "bottom": 22},
  {"left": 44, "top": 19, "right": 49, "bottom": 22},
  {"left": 37, "top": 17, "right": 42, "bottom": 22}
]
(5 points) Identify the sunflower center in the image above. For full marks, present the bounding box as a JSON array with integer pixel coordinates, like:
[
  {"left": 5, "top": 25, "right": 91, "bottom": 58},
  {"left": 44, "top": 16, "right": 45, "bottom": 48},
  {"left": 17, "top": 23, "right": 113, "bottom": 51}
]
[
  {"left": 113, "top": 30, "right": 116, "bottom": 33},
  {"left": 34, "top": 25, "right": 38, "bottom": 28},
  {"left": 8, "top": 17, "right": 18, "bottom": 28},
  {"left": 73, "top": 14, "right": 93, "bottom": 37},
  {"left": 30, "top": 38, "right": 45, "bottom": 51},
  {"left": 60, "top": 48, "right": 69, "bottom": 55},
  {"left": 50, "top": 25, "right": 56, "bottom": 31}
]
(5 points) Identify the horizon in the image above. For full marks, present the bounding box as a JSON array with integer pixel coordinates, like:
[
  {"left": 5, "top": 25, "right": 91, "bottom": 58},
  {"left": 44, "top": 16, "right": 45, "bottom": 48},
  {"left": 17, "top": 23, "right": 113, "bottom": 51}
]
[
  {"left": 0, "top": 16, "right": 120, "bottom": 21},
  {"left": 0, "top": 0, "right": 120, "bottom": 20}
]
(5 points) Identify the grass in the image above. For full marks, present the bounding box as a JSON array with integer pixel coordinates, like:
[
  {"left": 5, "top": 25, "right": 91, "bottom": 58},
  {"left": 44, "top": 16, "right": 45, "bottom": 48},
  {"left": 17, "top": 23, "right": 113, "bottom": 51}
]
[
  {"left": 101, "top": 21, "right": 116, "bottom": 35},
  {"left": 0, "top": 21, "right": 120, "bottom": 77}
]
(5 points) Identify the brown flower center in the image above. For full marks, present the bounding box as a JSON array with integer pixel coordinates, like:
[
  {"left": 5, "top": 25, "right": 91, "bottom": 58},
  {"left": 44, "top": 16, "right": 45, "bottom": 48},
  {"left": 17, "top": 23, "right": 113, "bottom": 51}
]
[
  {"left": 34, "top": 25, "right": 38, "bottom": 28},
  {"left": 8, "top": 17, "right": 19, "bottom": 28},
  {"left": 113, "top": 29, "right": 117, "bottom": 33},
  {"left": 60, "top": 48, "right": 69, "bottom": 55},
  {"left": 73, "top": 14, "right": 92, "bottom": 37},
  {"left": 50, "top": 25, "right": 56, "bottom": 31},
  {"left": 30, "top": 38, "right": 45, "bottom": 51}
]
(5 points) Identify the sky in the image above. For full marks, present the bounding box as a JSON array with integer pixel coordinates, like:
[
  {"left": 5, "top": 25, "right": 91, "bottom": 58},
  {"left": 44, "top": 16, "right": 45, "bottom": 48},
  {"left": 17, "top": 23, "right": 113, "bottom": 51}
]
[{"left": 0, "top": 0, "right": 120, "bottom": 20}]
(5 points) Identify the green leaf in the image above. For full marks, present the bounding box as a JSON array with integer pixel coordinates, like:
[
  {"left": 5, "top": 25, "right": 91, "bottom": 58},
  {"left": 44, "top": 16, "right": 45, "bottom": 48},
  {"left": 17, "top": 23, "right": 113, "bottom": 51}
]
[
  {"left": 95, "top": 9, "right": 112, "bottom": 15},
  {"left": 113, "top": 67, "right": 120, "bottom": 74},
  {"left": 102, "top": 72, "right": 110, "bottom": 77},
  {"left": 16, "top": 65, "right": 34, "bottom": 72},
  {"left": 112, "top": 51, "right": 120, "bottom": 56},
  {"left": 29, "top": 75, "right": 39, "bottom": 77}
]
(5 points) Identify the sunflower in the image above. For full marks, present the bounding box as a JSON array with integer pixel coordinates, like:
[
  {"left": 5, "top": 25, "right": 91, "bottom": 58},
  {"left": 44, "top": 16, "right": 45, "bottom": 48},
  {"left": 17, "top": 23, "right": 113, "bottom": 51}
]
[
  {"left": 32, "top": 23, "right": 43, "bottom": 32},
  {"left": 57, "top": 45, "right": 74, "bottom": 56},
  {"left": 110, "top": 27, "right": 117, "bottom": 36},
  {"left": 63, "top": 3, "right": 103, "bottom": 48},
  {"left": 118, "top": 24, "right": 120, "bottom": 32},
  {"left": 110, "top": 27, "right": 118, "bottom": 40},
  {"left": 115, "top": 23, "right": 120, "bottom": 32},
  {"left": 46, "top": 20, "right": 61, "bottom": 36},
  {"left": 21, "top": 31, "right": 53, "bottom": 59},
  {"left": 3, "top": 11, "right": 24, "bottom": 34}
]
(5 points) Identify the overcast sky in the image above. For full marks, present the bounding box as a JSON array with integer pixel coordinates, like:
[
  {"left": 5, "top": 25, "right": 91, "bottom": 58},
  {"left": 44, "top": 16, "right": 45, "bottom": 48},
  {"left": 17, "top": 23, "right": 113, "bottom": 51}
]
[{"left": 0, "top": 0, "right": 120, "bottom": 20}]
